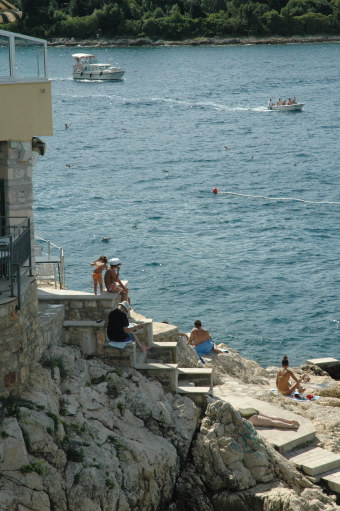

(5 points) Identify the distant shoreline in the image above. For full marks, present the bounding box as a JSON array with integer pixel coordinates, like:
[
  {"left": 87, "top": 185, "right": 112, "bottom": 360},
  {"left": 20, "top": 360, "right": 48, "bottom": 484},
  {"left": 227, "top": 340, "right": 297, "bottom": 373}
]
[{"left": 48, "top": 35, "right": 340, "bottom": 48}]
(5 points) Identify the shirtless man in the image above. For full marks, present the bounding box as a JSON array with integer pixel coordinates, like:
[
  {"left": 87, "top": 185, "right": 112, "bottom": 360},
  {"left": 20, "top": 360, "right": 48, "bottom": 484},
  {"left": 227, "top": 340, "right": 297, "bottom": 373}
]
[
  {"left": 189, "top": 320, "right": 223, "bottom": 354},
  {"left": 276, "top": 355, "right": 306, "bottom": 396}
]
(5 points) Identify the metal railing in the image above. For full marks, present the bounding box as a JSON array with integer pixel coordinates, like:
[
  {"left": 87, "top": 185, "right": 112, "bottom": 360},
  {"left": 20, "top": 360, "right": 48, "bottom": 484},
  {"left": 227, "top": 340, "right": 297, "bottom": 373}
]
[
  {"left": 0, "top": 28, "right": 48, "bottom": 83},
  {"left": 0, "top": 216, "right": 32, "bottom": 309},
  {"left": 35, "top": 236, "right": 65, "bottom": 289}
]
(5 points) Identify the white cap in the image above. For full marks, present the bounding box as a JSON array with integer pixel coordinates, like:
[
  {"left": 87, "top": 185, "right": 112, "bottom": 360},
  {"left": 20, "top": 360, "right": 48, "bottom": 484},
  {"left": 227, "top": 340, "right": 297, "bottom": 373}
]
[{"left": 109, "top": 258, "right": 121, "bottom": 266}]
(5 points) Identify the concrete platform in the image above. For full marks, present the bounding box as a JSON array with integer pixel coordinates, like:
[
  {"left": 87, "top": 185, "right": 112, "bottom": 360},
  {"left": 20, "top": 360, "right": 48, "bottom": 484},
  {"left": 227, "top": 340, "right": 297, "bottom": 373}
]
[
  {"left": 322, "top": 470, "right": 340, "bottom": 493},
  {"left": 213, "top": 388, "right": 315, "bottom": 453},
  {"left": 306, "top": 357, "right": 340, "bottom": 379},
  {"left": 287, "top": 447, "right": 340, "bottom": 476}
]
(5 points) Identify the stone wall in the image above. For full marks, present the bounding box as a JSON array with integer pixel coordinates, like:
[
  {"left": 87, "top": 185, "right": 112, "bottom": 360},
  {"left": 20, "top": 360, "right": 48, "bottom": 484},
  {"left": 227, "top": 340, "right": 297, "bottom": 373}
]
[
  {"left": 0, "top": 280, "right": 45, "bottom": 394},
  {"left": 0, "top": 140, "right": 36, "bottom": 252},
  {"left": 38, "top": 290, "right": 120, "bottom": 322}
]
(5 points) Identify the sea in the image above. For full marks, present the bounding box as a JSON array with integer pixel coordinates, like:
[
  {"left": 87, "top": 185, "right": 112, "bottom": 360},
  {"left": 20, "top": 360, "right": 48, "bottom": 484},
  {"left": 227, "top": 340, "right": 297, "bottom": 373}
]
[{"left": 33, "top": 42, "right": 340, "bottom": 368}]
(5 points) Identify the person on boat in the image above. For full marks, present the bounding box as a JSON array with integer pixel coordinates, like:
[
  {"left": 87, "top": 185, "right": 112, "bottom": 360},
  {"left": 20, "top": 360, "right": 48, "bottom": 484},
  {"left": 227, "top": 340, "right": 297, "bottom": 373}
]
[
  {"left": 268, "top": 98, "right": 273, "bottom": 108},
  {"left": 292, "top": 97, "right": 297, "bottom": 104},
  {"left": 104, "top": 257, "right": 130, "bottom": 303},
  {"left": 238, "top": 408, "right": 299, "bottom": 429},
  {"left": 287, "top": 98, "right": 292, "bottom": 105},
  {"left": 282, "top": 99, "right": 286, "bottom": 105},
  {"left": 277, "top": 98, "right": 282, "bottom": 105},
  {"left": 276, "top": 355, "right": 307, "bottom": 396},
  {"left": 188, "top": 320, "right": 224, "bottom": 355},
  {"left": 90, "top": 255, "right": 107, "bottom": 295}
]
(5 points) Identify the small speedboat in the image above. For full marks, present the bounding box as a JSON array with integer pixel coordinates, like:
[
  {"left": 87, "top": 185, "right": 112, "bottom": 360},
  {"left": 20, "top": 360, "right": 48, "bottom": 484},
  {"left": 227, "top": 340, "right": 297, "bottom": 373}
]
[
  {"left": 268, "top": 103, "right": 304, "bottom": 111},
  {"left": 72, "top": 53, "right": 125, "bottom": 81}
]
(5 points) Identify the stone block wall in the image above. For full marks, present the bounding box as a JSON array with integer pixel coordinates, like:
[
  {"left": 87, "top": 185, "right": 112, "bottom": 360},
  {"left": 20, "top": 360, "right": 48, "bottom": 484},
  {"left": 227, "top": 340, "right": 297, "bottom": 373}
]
[
  {"left": 38, "top": 292, "right": 120, "bottom": 322},
  {"left": 0, "top": 141, "right": 36, "bottom": 259},
  {"left": 63, "top": 321, "right": 106, "bottom": 356},
  {"left": 0, "top": 280, "right": 45, "bottom": 394},
  {"left": 152, "top": 322, "right": 179, "bottom": 343},
  {"left": 38, "top": 303, "right": 65, "bottom": 348}
]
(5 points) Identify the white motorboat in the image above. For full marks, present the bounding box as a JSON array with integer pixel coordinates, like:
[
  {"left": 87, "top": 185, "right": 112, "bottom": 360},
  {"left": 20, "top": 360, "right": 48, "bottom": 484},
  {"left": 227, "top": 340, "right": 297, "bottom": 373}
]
[
  {"left": 72, "top": 53, "right": 125, "bottom": 81},
  {"left": 268, "top": 103, "right": 304, "bottom": 111}
]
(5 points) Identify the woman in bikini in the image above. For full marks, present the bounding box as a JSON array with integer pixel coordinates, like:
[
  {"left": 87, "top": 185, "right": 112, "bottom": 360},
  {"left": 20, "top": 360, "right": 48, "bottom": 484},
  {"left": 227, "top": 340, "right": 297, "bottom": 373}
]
[
  {"left": 276, "top": 355, "right": 307, "bottom": 396},
  {"left": 238, "top": 408, "right": 299, "bottom": 429},
  {"left": 90, "top": 255, "right": 107, "bottom": 295}
]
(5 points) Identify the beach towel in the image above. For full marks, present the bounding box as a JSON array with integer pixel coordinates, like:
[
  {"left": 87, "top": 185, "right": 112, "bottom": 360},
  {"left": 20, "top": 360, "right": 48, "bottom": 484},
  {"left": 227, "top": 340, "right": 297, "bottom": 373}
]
[
  {"left": 270, "top": 389, "right": 319, "bottom": 401},
  {"left": 106, "top": 339, "right": 133, "bottom": 349},
  {"left": 194, "top": 339, "right": 214, "bottom": 355}
]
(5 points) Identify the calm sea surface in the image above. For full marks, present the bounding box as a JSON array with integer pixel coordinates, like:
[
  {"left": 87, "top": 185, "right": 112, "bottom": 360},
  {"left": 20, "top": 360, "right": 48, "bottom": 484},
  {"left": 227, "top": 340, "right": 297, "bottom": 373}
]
[{"left": 33, "top": 43, "right": 340, "bottom": 367}]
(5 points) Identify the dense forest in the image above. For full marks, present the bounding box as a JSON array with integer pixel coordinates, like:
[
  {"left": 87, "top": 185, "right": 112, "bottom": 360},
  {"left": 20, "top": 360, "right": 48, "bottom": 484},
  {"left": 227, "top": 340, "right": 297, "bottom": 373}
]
[{"left": 3, "top": 0, "right": 340, "bottom": 40}]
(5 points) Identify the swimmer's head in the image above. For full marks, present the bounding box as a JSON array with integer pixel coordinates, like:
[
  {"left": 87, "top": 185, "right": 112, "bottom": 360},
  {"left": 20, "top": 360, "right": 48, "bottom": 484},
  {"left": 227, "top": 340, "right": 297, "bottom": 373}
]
[{"left": 194, "top": 320, "right": 202, "bottom": 328}]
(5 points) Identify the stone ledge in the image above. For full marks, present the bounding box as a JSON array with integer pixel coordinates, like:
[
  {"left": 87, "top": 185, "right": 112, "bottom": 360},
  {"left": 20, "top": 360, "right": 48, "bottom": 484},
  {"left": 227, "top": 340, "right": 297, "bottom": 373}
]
[
  {"left": 63, "top": 320, "right": 105, "bottom": 328},
  {"left": 288, "top": 447, "right": 340, "bottom": 476},
  {"left": 178, "top": 368, "right": 213, "bottom": 375},
  {"left": 322, "top": 470, "right": 340, "bottom": 494},
  {"left": 177, "top": 386, "right": 212, "bottom": 394},
  {"left": 135, "top": 362, "right": 178, "bottom": 370}
]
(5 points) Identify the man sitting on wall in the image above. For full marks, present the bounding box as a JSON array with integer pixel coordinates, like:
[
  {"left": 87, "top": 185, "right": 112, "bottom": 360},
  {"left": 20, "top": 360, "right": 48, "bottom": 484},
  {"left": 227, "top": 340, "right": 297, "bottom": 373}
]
[{"left": 107, "top": 301, "right": 143, "bottom": 343}]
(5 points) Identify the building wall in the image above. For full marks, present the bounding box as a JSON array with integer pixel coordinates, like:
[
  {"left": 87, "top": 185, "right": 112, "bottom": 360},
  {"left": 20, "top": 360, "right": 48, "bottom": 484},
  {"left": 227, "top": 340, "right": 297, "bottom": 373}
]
[
  {"left": 0, "top": 280, "right": 44, "bottom": 394},
  {"left": 0, "top": 81, "right": 52, "bottom": 141},
  {"left": 0, "top": 141, "right": 34, "bottom": 223}
]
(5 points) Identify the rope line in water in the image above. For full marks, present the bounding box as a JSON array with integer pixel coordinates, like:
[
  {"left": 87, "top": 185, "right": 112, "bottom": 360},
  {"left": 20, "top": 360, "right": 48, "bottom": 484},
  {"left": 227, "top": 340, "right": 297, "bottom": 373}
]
[{"left": 214, "top": 190, "right": 340, "bottom": 206}]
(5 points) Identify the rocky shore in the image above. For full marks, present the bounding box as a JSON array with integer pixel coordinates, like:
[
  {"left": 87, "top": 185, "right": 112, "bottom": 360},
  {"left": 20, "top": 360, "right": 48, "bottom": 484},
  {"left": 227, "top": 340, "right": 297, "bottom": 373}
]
[
  {"left": 0, "top": 329, "right": 339, "bottom": 510},
  {"left": 48, "top": 35, "right": 340, "bottom": 47}
]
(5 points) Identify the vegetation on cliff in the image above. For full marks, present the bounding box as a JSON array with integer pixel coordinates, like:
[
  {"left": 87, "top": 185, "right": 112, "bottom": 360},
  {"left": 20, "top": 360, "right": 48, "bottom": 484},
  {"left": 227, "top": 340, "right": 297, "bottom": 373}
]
[{"left": 3, "top": 0, "right": 340, "bottom": 41}]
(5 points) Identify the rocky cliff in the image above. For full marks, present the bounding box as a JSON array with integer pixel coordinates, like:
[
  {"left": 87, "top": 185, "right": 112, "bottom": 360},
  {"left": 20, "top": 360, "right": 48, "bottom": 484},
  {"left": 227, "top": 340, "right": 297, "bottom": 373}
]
[{"left": 0, "top": 341, "right": 338, "bottom": 510}]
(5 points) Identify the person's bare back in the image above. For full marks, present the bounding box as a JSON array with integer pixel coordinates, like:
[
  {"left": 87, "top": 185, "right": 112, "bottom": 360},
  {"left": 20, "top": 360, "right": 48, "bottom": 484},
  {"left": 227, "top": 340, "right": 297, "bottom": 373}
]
[{"left": 189, "top": 327, "right": 210, "bottom": 346}]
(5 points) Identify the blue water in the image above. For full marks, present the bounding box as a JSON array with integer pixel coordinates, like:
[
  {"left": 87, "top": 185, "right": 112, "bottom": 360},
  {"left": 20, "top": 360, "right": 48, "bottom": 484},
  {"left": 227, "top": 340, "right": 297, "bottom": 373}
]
[{"left": 33, "top": 43, "right": 340, "bottom": 367}]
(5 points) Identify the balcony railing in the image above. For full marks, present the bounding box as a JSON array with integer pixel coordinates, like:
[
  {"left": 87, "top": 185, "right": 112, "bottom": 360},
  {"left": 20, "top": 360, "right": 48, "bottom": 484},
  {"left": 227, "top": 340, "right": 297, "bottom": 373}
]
[
  {"left": 0, "top": 216, "right": 32, "bottom": 309},
  {"left": 0, "top": 28, "right": 48, "bottom": 83},
  {"left": 35, "top": 236, "right": 65, "bottom": 289}
]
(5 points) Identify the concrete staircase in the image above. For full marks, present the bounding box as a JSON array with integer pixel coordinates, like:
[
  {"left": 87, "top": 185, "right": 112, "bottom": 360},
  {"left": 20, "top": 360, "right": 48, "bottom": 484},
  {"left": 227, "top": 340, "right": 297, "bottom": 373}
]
[
  {"left": 37, "top": 288, "right": 213, "bottom": 413},
  {"left": 213, "top": 389, "right": 340, "bottom": 498}
]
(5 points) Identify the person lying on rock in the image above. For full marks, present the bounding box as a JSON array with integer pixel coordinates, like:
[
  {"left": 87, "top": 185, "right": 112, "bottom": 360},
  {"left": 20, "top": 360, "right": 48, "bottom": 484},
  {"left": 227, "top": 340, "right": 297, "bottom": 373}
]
[
  {"left": 238, "top": 408, "right": 300, "bottom": 429},
  {"left": 188, "top": 320, "right": 224, "bottom": 355},
  {"left": 276, "top": 355, "right": 308, "bottom": 396}
]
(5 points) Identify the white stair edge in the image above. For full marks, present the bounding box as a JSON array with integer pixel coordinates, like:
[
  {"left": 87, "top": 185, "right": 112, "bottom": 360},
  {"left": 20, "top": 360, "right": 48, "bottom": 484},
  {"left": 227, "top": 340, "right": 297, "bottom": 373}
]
[
  {"left": 177, "top": 386, "right": 212, "bottom": 394},
  {"left": 134, "top": 362, "right": 178, "bottom": 370}
]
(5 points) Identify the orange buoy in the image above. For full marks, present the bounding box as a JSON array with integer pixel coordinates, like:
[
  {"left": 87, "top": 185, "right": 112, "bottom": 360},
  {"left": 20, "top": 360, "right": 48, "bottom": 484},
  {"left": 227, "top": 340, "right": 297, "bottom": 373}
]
[{"left": 212, "top": 187, "right": 218, "bottom": 194}]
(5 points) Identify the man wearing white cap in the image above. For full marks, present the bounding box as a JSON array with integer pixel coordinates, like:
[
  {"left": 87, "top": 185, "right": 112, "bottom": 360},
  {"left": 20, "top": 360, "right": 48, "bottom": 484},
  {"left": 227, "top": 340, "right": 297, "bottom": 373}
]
[
  {"left": 107, "top": 301, "right": 143, "bottom": 342},
  {"left": 104, "top": 257, "right": 129, "bottom": 303}
]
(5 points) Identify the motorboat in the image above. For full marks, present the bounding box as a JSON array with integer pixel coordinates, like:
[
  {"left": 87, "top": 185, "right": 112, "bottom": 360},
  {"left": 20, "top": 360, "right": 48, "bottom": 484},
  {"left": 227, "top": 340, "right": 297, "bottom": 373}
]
[
  {"left": 72, "top": 53, "right": 125, "bottom": 81},
  {"left": 268, "top": 103, "right": 304, "bottom": 111}
]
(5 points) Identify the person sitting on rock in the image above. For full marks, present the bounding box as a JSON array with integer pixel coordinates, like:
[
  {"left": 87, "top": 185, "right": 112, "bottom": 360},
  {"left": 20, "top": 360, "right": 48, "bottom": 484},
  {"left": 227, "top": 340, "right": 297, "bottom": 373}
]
[
  {"left": 104, "top": 257, "right": 130, "bottom": 303},
  {"left": 238, "top": 408, "right": 299, "bottom": 429},
  {"left": 107, "top": 301, "right": 143, "bottom": 343},
  {"left": 188, "top": 320, "right": 224, "bottom": 355},
  {"left": 276, "top": 355, "right": 307, "bottom": 396}
]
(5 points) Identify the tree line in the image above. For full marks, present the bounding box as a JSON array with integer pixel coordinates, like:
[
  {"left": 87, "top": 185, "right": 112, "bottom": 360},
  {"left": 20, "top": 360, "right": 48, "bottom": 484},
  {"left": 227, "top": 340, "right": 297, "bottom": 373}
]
[{"left": 4, "top": 0, "right": 340, "bottom": 40}]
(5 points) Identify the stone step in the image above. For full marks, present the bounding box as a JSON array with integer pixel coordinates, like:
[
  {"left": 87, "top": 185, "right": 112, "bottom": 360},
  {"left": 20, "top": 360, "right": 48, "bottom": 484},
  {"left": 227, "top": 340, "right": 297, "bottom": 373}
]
[
  {"left": 321, "top": 469, "right": 340, "bottom": 494},
  {"left": 177, "top": 386, "right": 212, "bottom": 415},
  {"left": 63, "top": 320, "right": 104, "bottom": 327},
  {"left": 287, "top": 447, "right": 340, "bottom": 476},
  {"left": 152, "top": 322, "right": 179, "bottom": 343},
  {"left": 147, "top": 341, "right": 178, "bottom": 363},
  {"left": 134, "top": 362, "right": 178, "bottom": 392},
  {"left": 63, "top": 320, "right": 106, "bottom": 355},
  {"left": 177, "top": 367, "right": 213, "bottom": 387}
]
